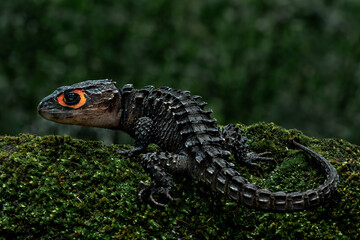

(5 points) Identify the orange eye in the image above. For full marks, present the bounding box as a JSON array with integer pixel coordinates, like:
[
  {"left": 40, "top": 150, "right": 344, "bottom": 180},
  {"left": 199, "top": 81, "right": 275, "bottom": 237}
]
[{"left": 57, "top": 89, "right": 87, "bottom": 109}]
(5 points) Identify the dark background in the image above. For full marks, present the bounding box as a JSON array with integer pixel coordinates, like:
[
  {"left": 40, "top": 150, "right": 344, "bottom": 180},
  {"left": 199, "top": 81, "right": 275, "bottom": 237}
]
[{"left": 0, "top": 0, "right": 359, "bottom": 145}]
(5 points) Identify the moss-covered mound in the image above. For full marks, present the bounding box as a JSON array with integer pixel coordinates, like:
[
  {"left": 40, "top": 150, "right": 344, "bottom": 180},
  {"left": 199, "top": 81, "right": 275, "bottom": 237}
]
[{"left": 1, "top": 123, "right": 359, "bottom": 239}]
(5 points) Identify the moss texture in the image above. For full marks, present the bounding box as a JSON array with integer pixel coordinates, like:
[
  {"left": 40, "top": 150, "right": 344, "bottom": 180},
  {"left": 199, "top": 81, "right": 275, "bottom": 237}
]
[{"left": 0, "top": 122, "right": 359, "bottom": 239}]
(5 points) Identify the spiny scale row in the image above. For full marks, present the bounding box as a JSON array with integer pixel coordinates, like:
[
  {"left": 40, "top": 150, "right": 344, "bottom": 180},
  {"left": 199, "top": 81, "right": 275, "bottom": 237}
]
[
  {"left": 203, "top": 161, "right": 335, "bottom": 211},
  {"left": 153, "top": 87, "right": 231, "bottom": 165},
  {"left": 121, "top": 84, "right": 227, "bottom": 165}
]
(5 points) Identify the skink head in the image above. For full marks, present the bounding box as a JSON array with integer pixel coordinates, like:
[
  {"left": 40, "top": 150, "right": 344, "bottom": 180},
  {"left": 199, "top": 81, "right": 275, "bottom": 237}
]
[{"left": 38, "top": 79, "right": 122, "bottom": 129}]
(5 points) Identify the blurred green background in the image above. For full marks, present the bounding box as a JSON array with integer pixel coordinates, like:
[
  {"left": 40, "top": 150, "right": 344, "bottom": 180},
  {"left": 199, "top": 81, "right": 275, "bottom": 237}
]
[{"left": 0, "top": 0, "right": 359, "bottom": 144}]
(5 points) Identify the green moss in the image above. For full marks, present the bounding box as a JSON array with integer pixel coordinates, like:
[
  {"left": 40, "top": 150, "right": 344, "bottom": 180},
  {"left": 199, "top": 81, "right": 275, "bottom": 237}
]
[{"left": 1, "top": 123, "right": 359, "bottom": 239}]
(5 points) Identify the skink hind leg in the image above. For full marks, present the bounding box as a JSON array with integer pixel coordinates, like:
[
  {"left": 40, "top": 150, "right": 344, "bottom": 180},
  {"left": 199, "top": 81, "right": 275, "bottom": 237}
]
[
  {"left": 244, "top": 151, "right": 273, "bottom": 171},
  {"left": 221, "top": 124, "right": 274, "bottom": 170}
]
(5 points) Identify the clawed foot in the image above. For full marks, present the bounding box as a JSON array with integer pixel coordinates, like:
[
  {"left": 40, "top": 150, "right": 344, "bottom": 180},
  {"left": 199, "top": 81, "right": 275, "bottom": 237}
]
[
  {"left": 244, "top": 152, "right": 274, "bottom": 171},
  {"left": 116, "top": 149, "right": 133, "bottom": 157},
  {"left": 138, "top": 182, "right": 178, "bottom": 207},
  {"left": 116, "top": 147, "right": 144, "bottom": 157}
]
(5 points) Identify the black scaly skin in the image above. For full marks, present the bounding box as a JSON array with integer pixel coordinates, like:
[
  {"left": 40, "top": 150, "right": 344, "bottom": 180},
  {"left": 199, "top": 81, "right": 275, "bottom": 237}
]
[{"left": 116, "top": 84, "right": 339, "bottom": 212}]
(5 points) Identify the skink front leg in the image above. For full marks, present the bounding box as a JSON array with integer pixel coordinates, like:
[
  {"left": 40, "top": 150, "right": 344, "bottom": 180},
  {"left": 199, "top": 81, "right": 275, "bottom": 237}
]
[
  {"left": 116, "top": 117, "right": 154, "bottom": 157},
  {"left": 138, "top": 152, "right": 189, "bottom": 206}
]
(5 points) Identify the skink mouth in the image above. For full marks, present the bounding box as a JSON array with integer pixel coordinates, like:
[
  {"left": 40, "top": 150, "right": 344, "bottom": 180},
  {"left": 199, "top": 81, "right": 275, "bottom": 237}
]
[
  {"left": 38, "top": 100, "right": 74, "bottom": 120},
  {"left": 41, "top": 111, "right": 74, "bottom": 118}
]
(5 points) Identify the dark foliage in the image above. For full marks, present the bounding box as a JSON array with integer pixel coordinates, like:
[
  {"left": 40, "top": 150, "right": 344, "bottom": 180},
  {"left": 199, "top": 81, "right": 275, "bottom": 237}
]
[{"left": 0, "top": 0, "right": 359, "bottom": 143}]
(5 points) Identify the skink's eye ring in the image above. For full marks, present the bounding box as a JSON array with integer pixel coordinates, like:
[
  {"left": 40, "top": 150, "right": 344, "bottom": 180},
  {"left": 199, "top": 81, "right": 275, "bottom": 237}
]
[
  {"left": 64, "top": 91, "right": 80, "bottom": 105},
  {"left": 57, "top": 89, "right": 87, "bottom": 109}
]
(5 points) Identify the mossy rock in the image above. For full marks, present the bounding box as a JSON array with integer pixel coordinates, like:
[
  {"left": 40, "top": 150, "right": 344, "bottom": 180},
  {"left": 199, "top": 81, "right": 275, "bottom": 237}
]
[{"left": 0, "top": 122, "right": 359, "bottom": 239}]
